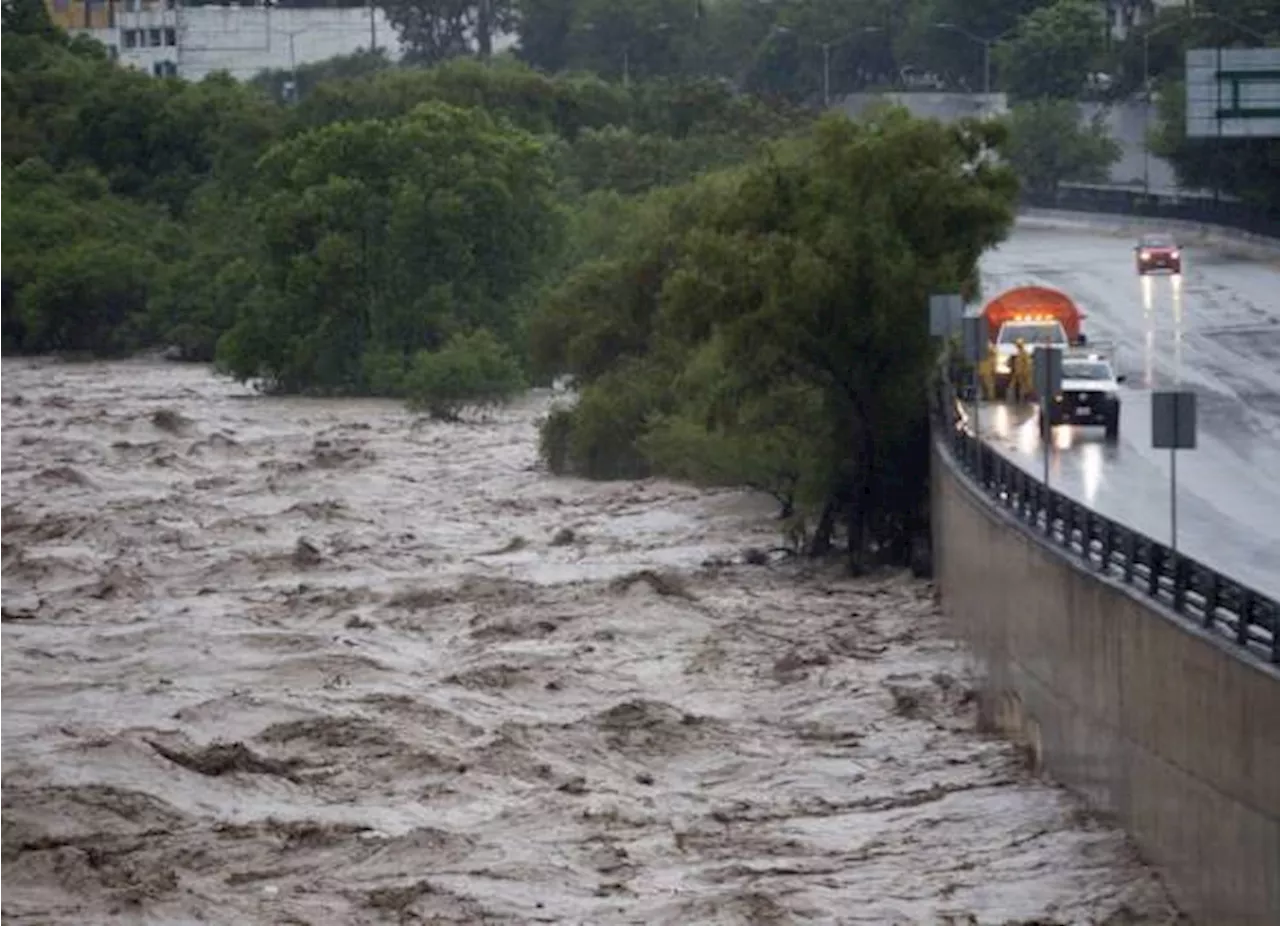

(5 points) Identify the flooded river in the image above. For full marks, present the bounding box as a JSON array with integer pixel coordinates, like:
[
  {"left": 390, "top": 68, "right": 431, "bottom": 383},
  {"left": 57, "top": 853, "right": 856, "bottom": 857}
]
[{"left": 1, "top": 358, "right": 1181, "bottom": 924}]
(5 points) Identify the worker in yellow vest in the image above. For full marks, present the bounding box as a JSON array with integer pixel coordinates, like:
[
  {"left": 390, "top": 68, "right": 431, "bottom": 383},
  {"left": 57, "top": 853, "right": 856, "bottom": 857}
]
[
  {"left": 1010, "top": 339, "right": 1033, "bottom": 403},
  {"left": 978, "top": 342, "right": 997, "bottom": 401}
]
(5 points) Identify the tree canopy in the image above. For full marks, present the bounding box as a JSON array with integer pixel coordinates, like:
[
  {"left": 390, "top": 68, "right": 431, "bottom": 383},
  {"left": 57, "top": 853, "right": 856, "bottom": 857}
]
[
  {"left": 530, "top": 108, "right": 1018, "bottom": 566},
  {"left": 8, "top": 0, "right": 1273, "bottom": 564}
]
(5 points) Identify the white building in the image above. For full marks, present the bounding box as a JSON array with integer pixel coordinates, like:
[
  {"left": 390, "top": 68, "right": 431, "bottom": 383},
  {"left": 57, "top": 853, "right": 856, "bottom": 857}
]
[{"left": 63, "top": 2, "right": 407, "bottom": 80}]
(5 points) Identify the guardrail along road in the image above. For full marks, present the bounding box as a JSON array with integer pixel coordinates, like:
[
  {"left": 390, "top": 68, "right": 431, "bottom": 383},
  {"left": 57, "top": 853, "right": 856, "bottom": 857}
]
[{"left": 976, "top": 217, "right": 1280, "bottom": 601}]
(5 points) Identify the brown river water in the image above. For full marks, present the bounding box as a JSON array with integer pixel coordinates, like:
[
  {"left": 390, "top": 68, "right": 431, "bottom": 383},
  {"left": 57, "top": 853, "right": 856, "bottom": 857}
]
[{"left": 1, "top": 358, "right": 1182, "bottom": 925}]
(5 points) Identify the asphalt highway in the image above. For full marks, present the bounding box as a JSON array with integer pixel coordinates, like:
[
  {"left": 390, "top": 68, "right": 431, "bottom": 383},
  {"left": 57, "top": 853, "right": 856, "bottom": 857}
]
[{"left": 974, "top": 217, "right": 1280, "bottom": 600}]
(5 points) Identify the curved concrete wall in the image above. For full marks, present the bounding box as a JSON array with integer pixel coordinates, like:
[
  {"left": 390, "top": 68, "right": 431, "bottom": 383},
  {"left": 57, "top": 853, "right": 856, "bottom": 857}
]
[{"left": 931, "top": 441, "right": 1280, "bottom": 925}]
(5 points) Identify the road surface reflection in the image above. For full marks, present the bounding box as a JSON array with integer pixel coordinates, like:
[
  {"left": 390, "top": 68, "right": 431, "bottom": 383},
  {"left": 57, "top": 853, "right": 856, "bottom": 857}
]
[
  {"left": 985, "top": 401, "right": 1106, "bottom": 506},
  {"left": 1139, "top": 271, "right": 1183, "bottom": 387}
]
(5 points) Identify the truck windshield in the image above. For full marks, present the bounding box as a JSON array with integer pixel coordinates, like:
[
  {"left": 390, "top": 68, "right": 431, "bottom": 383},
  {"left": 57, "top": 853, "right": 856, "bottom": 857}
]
[
  {"left": 1063, "top": 361, "right": 1111, "bottom": 380},
  {"left": 997, "top": 323, "right": 1066, "bottom": 346}
]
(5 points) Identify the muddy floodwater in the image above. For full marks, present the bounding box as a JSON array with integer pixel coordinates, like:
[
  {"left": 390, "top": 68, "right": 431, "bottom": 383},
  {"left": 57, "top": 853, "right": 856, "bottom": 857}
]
[{"left": 2, "top": 358, "right": 1181, "bottom": 925}]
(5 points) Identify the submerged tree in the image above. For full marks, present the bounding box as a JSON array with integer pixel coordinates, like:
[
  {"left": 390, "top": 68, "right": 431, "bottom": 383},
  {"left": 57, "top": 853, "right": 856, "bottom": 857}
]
[{"left": 531, "top": 107, "right": 1018, "bottom": 569}]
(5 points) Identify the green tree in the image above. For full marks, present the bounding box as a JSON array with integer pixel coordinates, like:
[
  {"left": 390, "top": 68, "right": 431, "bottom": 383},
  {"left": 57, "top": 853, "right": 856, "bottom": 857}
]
[
  {"left": 216, "top": 100, "right": 558, "bottom": 394},
  {"left": 405, "top": 328, "right": 526, "bottom": 419},
  {"left": 896, "top": 0, "right": 1054, "bottom": 93},
  {"left": 377, "top": 0, "right": 516, "bottom": 63},
  {"left": 514, "top": 0, "right": 574, "bottom": 72},
  {"left": 531, "top": 107, "right": 1018, "bottom": 567},
  {"left": 251, "top": 48, "right": 392, "bottom": 105},
  {"left": 996, "top": 0, "right": 1105, "bottom": 102},
  {"left": 564, "top": 0, "right": 701, "bottom": 81},
  {"left": 1, "top": 0, "right": 61, "bottom": 42},
  {"left": 1004, "top": 99, "right": 1120, "bottom": 193},
  {"left": 2, "top": 161, "right": 177, "bottom": 355}
]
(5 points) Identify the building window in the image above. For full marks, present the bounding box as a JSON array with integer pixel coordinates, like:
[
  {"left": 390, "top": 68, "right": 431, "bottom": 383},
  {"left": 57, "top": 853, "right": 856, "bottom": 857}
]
[
  {"left": 108, "top": 45, "right": 119, "bottom": 60},
  {"left": 164, "top": 27, "right": 176, "bottom": 46},
  {"left": 123, "top": 28, "right": 138, "bottom": 48},
  {"left": 152, "top": 60, "right": 177, "bottom": 77},
  {"left": 149, "top": 27, "right": 162, "bottom": 46}
]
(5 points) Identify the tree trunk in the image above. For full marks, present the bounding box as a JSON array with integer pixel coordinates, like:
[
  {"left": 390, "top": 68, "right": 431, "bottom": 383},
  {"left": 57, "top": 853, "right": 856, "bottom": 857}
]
[
  {"left": 808, "top": 497, "right": 837, "bottom": 557},
  {"left": 476, "top": 0, "right": 492, "bottom": 59}
]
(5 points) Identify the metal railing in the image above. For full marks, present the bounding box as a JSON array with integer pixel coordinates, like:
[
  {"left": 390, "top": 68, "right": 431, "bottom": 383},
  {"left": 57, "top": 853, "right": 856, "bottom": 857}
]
[
  {"left": 933, "top": 386, "right": 1280, "bottom": 666},
  {"left": 1021, "top": 182, "right": 1280, "bottom": 241}
]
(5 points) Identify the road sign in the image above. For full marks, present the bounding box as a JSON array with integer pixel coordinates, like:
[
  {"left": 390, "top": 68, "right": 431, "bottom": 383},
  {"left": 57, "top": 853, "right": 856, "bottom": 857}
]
[
  {"left": 1033, "top": 346, "right": 1063, "bottom": 398},
  {"left": 1186, "top": 47, "right": 1280, "bottom": 139},
  {"left": 961, "top": 313, "right": 988, "bottom": 363},
  {"left": 929, "top": 293, "right": 964, "bottom": 337},
  {"left": 1152, "top": 390, "right": 1198, "bottom": 449}
]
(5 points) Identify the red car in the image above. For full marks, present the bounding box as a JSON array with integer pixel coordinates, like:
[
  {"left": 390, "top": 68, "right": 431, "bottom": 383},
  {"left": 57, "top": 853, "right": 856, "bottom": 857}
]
[{"left": 1135, "top": 233, "right": 1182, "bottom": 275}]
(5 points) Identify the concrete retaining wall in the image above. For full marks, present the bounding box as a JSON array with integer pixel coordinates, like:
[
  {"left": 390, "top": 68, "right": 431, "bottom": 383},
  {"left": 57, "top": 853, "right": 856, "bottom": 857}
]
[{"left": 931, "top": 441, "right": 1280, "bottom": 925}]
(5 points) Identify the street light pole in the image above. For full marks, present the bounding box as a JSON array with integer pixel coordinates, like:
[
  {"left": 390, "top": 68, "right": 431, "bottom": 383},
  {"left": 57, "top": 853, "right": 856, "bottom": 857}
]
[
  {"left": 822, "top": 41, "right": 831, "bottom": 106},
  {"left": 1143, "top": 27, "right": 1151, "bottom": 191},
  {"left": 932, "top": 22, "right": 1013, "bottom": 97}
]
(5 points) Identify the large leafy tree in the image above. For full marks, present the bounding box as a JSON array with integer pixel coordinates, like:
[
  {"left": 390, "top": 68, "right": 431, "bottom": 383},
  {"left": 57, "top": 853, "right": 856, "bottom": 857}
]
[
  {"left": 1004, "top": 99, "right": 1120, "bottom": 193},
  {"left": 377, "top": 0, "right": 517, "bottom": 63},
  {"left": 532, "top": 107, "right": 1018, "bottom": 567},
  {"left": 995, "top": 0, "right": 1105, "bottom": 102},
  {"left": 1, "top": 0, "right": 61, "bottom": 41},
  {"left": 2, "top": 160, "right": 178, "bottom": 355},
  {"left": 216, "top": 101, "right": 559, "bottom": 393},
  {"left": 895, "top": 0, "right": 1054, "bottom": 92}
]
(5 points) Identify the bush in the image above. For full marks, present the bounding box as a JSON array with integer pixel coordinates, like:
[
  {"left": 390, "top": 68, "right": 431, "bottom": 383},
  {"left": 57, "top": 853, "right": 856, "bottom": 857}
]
[{"left": 404, "top": 329, "right": 525, "bottom": 420}]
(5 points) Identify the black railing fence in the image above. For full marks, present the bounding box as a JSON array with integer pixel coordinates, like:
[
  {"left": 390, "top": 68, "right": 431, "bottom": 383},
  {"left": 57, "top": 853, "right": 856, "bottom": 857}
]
[
  {"left": 932, "top": 385, "right": 1280, "bottom": 666},
  {"left": 1022, "top": 182, "right": 1280, "bottom": 242}
]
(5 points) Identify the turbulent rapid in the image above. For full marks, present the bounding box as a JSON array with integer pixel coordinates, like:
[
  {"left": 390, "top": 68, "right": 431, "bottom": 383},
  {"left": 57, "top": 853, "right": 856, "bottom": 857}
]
[{"left": 1, "top": 358, "right": 1180, "bottom": 925}]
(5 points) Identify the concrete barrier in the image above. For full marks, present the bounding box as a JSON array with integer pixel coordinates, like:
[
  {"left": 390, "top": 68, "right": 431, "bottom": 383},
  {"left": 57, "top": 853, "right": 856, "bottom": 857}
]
[{"left": 931, "top": 439, "right": 1280, "bottom": 925}]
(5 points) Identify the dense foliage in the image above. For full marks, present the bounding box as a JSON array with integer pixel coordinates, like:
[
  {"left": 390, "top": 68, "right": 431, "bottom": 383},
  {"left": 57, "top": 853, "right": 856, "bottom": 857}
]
[
  {"left": 1004, "top": 100, "right": 1120, "bottom": 193},
  {"left": 2, "top": 0, "right": 806, "bottom": 415},
  {"left": 530, "top": 109, "right": 1018, "bottom": 567},
  {"left": 7, "top": 0, "right": 1273, "bottom": 564}
]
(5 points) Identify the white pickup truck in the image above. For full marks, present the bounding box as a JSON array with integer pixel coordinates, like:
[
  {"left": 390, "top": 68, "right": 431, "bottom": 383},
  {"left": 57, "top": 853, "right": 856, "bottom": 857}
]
[{"left": 1040, "top": 350, "right": 1125, "bottom": 442}]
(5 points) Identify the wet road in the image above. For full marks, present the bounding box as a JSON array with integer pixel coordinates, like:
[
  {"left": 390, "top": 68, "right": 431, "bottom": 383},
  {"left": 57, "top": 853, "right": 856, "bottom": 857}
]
[{"left": 976, "top": 217, "right": 1280, "bottom": 600}]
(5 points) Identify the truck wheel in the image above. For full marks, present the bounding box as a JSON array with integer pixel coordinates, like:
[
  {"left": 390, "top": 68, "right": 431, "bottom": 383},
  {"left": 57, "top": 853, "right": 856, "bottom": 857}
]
[{"left": 1104, "top": 409, "right": 1120, "bottom": 443}]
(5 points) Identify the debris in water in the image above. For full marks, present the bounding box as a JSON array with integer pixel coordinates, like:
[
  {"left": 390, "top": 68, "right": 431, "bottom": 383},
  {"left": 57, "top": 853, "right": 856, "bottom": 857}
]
[
  {"left": 146, "top": 738, "right": 304, "bottom": 783},
  {"left": 608, "top": 569, "right": 697, "bottom": 600},
  {"left": 292, "top": 537, "right": 323, "bottom": 568},
  {"left": 150, "top": 408, "right": 193, "bottom": 435}
]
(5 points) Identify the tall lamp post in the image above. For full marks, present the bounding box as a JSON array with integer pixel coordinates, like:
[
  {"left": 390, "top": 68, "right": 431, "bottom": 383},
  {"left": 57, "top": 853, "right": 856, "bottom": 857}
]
[
  {"left": 769, "top": 25, "right": 886, "bottom": 107},
  {"left": 930, "top": 22, "right": 1013, "bottom": 96}
]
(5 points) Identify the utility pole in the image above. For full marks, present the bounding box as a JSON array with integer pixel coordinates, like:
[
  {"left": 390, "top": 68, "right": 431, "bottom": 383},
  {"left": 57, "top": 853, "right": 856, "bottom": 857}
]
[{"left": 368, "top": 0, "right": 376, "bottom": 53}]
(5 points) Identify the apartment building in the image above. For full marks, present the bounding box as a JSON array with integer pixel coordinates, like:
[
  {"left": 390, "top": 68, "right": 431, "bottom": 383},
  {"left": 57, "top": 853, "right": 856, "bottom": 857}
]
[{"left": 43, "top": 0, "right": 405, "bottom": 80}]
